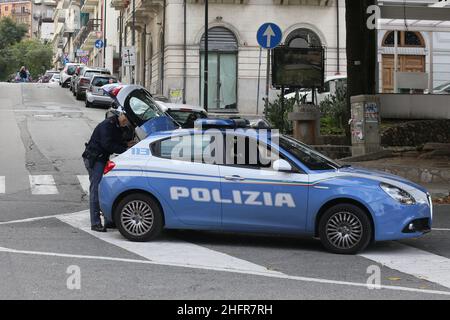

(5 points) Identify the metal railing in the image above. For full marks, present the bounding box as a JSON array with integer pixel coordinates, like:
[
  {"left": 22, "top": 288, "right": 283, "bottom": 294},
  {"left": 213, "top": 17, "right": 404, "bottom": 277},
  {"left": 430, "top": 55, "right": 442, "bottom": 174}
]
[{"left": 74, "top": 19, "right": 102, "bottom": 48}]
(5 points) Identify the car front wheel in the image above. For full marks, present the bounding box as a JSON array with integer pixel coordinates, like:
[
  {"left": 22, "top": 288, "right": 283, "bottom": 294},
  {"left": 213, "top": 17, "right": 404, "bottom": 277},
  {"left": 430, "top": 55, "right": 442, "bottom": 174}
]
[
  {"left": 114, "top": 193, "right": 163, "bottom": 242},
  {"left": 318, "top": 204, "right": 372, "bottom": 254}
]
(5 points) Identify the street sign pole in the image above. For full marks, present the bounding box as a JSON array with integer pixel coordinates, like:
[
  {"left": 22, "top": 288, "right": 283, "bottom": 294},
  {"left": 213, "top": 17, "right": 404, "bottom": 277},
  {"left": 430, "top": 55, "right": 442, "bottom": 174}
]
[
  {"left": 132, "top": 0, "right": 136, "bottom": 84},
  {"left": 265, "top": 49, "right": 270, "bottom": 115},
  {"left": 256, "top": 23, "right": 281, "bottom": 116},
  {"left": 256, "top": 47, "right": 262, "bottom": 115}
]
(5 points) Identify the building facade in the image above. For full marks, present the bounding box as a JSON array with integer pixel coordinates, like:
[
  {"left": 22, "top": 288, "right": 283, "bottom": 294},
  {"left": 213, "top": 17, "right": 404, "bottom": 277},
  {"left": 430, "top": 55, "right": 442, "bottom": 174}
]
[
  {"left": 111, "top": 0, "right": 347, "bottom": 115},
  {"left": 378, "top": 0, "right": 450, "bottom": 93},
  {"left": 0, "top": 0, "right": 33, "bottom": 37},
  {"left": 32, "top": 0, "right": 57, "bottom": 41}
]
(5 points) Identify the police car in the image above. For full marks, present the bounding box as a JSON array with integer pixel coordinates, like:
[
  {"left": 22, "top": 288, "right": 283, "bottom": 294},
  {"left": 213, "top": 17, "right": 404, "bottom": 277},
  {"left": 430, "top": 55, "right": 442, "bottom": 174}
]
[{"left": 98, "top": 119, "right": 432, "bottom": 254}]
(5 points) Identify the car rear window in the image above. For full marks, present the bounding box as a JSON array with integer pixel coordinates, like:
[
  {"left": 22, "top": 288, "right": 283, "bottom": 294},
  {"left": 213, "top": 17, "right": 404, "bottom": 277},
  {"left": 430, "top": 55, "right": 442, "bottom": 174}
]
[
  {"left": 92, "top": 77, "right": 117, "bottom": 87},
  {"left": 67, "top": 66, "right": 77, "bottom": 75}
]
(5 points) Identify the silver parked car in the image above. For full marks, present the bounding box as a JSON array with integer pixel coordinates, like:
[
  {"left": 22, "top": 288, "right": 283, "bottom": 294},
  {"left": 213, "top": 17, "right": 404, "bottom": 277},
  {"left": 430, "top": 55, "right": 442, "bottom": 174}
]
[
  {"left": 85, "top": 75, "right": 118, "bottom": 108},
  {"left": 73, "top": 67, "right": 111, "bottom": 100}
]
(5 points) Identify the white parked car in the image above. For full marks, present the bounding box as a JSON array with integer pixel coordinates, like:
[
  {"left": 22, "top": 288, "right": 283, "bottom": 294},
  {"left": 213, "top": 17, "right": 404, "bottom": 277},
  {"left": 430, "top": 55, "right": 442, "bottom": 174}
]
[
  {"left": 59, "top": 63, "right": 84, "bottom": 88},
  {"left": 285, "top": 75, "right": 347, "bottom": 105},
  {"left": 49, "top": 73, "right": 60, "bottom": 84}
]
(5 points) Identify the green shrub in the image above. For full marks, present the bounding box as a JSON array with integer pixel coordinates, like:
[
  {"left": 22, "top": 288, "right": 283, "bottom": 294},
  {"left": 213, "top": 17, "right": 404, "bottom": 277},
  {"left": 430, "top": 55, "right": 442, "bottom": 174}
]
[{"left": 264, "top": 95, "right": 296, "bottom": 134}]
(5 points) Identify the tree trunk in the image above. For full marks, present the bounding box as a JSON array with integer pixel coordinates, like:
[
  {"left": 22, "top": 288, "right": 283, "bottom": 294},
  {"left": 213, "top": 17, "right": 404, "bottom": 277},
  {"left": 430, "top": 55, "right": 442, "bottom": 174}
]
[{"left": 345, "top": 0, "right": 377, "bottom": 138}]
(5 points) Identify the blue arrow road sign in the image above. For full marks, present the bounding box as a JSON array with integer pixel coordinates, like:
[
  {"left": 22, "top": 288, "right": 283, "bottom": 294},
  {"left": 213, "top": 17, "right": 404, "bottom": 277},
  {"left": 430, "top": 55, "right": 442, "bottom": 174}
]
[
  {"left": 95, "top": 39, "right": 104, "bottom": 49},
  {"left": 257, "top": 23, "right": 282, "bottom": 49}
]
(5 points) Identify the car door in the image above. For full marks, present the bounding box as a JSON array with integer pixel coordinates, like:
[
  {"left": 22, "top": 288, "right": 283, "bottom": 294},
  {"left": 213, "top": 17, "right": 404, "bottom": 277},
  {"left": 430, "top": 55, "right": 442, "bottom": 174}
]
[
  {"left": 146, "top": 133, "right": 222, "bottom": 227},
  {"left": 218, "top": 134, "right": 309, "bottom": 233}
]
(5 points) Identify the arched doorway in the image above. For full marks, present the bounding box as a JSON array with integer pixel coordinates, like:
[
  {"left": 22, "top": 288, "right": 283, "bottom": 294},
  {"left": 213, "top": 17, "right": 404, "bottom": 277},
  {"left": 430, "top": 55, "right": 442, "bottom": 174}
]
[
  {"left": 381, "top": 31, "right": 426, "bottom": 93},
  {"left": 200, "top": 27, "right": 238, "bottom": 110}
]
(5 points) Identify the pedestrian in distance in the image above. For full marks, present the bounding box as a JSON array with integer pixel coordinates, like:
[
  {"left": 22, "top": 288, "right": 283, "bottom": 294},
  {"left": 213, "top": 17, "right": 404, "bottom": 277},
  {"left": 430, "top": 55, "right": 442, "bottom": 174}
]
[
  {"left": 82, "top": 111, "right": 136, "bottom": 232},
  {"left": 19, "top": 66, "right": 29, "bottom": 82}
]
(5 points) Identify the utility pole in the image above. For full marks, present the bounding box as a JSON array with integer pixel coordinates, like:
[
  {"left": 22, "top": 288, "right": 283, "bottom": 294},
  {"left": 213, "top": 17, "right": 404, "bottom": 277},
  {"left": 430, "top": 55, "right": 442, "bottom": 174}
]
[
  {"left": 103, "top": 0, "right": 107, "bottom": 68},
  {"left": 203, "top": 0, "right": 208, "bottom": 111}
]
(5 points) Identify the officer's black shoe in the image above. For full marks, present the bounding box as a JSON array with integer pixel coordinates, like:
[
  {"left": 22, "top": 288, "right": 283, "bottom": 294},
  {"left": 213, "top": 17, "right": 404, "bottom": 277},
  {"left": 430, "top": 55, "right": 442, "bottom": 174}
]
[{"left": 91, "top": 224, "right": 107, "bottom": 232}]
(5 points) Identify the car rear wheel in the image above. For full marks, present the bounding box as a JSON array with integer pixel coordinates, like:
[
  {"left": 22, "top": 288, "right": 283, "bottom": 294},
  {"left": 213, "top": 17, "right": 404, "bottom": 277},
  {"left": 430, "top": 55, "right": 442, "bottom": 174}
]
[
  {"left": 318, "top": 204, "right": 372, "bottom": 254},
  {"left": 85, "top": 100, "right": 92, "bottom": 108},
  {"left": 114, "top": 193, "right": 163, "bottom": 242},
  {"left": 75, "top": 90, "right": 83, "bottom": 100}
]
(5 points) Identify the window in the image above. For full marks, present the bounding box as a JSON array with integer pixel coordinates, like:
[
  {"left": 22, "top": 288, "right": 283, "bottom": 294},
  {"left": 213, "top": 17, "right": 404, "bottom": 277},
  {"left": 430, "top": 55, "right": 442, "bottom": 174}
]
[
  {"left": 125, "top": 89, "right": 163, "bottom": 123},
  {"left": 286, "top": 28, "right": 322, "bottom": 48},
  {"left": 200, "top": 27, "right": 238, "bottom": 110},
  {"left": 151, "top": 134, "right": 220, "bottom": 164},
  {"left": 92, "top": 77, "right": 117, "bottom": 87},
  {"left": 279, "top": 136, "right": 340, "bottom": 171},
  {"left": 383, "top": 31, "right": 424, "bottom": 47}
]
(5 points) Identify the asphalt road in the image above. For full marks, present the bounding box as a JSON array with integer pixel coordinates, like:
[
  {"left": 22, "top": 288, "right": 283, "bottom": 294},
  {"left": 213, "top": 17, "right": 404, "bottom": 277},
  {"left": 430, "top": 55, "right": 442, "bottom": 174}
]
[{"left": 0, "top": 82, "right": 450, "bottom": 300}]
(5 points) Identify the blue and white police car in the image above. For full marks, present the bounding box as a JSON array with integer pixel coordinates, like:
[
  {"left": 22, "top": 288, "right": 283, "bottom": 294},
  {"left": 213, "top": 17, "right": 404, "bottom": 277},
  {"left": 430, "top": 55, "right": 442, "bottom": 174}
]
[{"left": 98, "top": 117, "right": 432, "bottom": 254}]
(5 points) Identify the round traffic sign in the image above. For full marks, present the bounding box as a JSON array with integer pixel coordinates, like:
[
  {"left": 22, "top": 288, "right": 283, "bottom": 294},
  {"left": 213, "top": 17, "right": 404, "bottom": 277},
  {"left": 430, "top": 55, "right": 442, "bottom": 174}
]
[{"left": 257, "top": 23, "right": 282, "bottom": 49}]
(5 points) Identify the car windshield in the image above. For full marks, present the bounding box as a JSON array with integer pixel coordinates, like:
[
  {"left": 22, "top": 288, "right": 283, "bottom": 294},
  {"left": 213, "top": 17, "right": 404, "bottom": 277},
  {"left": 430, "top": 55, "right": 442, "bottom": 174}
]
[
  {"left": 166, "top": 110, "right": 207, "bottom": 128},
  {"left": 279, "top": 135, "right": 341, "bottom": 171},
  {"left": 127, "top": 89, "right": 164, "bottom": 122},
  {"left": 92, "top": 77, "right": 117, "bottom": 87}
]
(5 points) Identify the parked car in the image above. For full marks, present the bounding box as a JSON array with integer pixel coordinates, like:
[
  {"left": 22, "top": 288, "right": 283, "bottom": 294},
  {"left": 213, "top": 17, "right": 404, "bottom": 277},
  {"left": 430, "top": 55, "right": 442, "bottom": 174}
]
[
  {"left": 49, "top": 73, "right": 60, "bottom": 84},
  {"left": 40, "top": 70, "right": 59, "bottom": 83},
  {"left": 73, "top": 67, "right": 111, "bottom": 100},
  {"left": 60, "top": 63, "right": 83, "bottom": 88},
  {"left": 285, "top": 75, "right": 347, "bottom": 105},
  {"left": 69, "top": 65, "right": 85, "bottom": 92},
  {"left": 85, "top": 75, "right": 119, "bottom": 108}
]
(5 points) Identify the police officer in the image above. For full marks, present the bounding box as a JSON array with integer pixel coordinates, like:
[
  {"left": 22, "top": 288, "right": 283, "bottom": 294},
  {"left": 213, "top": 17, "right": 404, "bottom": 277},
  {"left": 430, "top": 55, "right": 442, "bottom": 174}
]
[{"left": 83, "top": 112, "right": 135, "bottom": 232}]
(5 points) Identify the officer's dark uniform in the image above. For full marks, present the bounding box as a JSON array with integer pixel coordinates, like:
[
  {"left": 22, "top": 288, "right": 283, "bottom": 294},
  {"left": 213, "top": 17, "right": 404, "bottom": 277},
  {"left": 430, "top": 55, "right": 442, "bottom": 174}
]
[{"left": 83, "top": 115, "right": 128, "bottom": 229}]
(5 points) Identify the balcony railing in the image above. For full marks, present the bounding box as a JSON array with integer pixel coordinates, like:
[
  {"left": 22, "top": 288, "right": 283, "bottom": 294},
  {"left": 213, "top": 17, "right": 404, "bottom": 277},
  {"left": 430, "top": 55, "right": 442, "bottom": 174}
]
[
  {"left": 74, "top": 19, "right": 102, "bottom": 50},
  {"left": 12, "top": 8, "right": 32, "bottom": 15}
]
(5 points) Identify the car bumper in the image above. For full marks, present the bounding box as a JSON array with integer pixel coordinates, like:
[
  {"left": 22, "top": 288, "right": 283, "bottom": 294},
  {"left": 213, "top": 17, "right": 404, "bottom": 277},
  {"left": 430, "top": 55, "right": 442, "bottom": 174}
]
[
  {"left": 86, "top": 91, "right": 113, "bottom": 105},
  {"left": 370, "top": 199, "right": 433, "bottom": 241}
]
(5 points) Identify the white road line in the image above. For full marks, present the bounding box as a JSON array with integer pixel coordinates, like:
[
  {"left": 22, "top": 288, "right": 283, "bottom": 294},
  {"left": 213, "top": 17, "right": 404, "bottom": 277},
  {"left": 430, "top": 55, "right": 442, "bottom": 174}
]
[
  {"left": 0, "top": 176, "right": 4, "bottom": 194},
  {"left": 0, "top": 211, "right": 85, "bottom": 226},
  {"left": 433, "top": 228, "right": 450, "bottom": 232},
  {"left": 77, "top": 175, "right": 90, "bottom": 195},
  {"left": 1, "top": 246, "right": 450, "bottom": 297},
  {"left": 360, "top": 242, "right": 450, "bottom": 290},
  {"left": 29, "top": 175, "right": 58, "bottom": 195},
  {"left": 57, "top": 211, "right": 279, "bottom": 275}
]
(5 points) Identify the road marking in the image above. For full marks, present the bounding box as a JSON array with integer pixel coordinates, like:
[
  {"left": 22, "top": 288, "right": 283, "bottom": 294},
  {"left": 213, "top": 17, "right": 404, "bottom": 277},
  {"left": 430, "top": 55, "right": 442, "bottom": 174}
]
[
  {"left": 1, "top": 245, "right": 450, "bottom": 297},
  {"left": 29, "top": 175, "right": 58, "bottom": 195},
  {"left": 0, "top": 211, "right": 84, "bottom": 226},
  {"left": 57, "top": 211, "right": 279, "bottom": 275},
  {"left": 433, "top": 228, "right": 450, "bottom": 231},
  {"left": 0, "top": 176, "right": 4, "bottom": 194},
  {"left": 360, "top": 242, "right": 450, "bottom": 289},
  {"left": 77, "top": 175, "right": 90, "bottom": 195}
]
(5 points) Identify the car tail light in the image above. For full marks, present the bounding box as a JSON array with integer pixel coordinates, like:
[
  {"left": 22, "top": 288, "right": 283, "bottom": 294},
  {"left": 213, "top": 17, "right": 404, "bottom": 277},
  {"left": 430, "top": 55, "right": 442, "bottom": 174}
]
[
  {"left": 111, "top": 85, "right": 123, "bottom": 97},
  {"left": 103, "top": 161, "right": 116, "bottom": 175}
]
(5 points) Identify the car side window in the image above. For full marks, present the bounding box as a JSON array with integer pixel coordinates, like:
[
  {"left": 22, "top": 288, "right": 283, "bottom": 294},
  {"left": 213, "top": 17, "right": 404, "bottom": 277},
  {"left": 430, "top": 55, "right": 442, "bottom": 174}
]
[
  {"left": 151, "top": 134, "right": 219, "bottom": 164},
  {"left": 224, "top": 135, "right": 300, "bottom": 172}
]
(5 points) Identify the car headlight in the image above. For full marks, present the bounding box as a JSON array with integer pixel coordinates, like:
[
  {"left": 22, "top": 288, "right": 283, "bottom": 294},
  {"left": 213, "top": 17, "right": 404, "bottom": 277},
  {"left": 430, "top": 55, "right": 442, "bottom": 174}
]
[{"left": 380, "top": 183, "right": 416, "bottom": 205}]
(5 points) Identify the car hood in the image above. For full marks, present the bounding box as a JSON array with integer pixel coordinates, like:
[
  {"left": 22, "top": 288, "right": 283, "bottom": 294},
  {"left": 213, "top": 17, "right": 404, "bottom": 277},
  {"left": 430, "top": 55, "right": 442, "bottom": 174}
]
[{"left": 338, "top": 166, "right": 428, "bottom": 194}]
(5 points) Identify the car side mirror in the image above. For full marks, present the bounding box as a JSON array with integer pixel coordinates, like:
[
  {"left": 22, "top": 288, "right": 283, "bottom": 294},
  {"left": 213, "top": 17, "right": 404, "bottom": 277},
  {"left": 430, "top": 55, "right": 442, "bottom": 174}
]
[{"left": 273, "top": 159, "right": 292, "bottom": 173}]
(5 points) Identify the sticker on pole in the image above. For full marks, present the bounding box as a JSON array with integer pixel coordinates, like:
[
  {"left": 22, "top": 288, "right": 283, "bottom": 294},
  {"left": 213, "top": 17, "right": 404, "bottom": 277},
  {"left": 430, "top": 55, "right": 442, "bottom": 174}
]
[{"left": 257, "top": 23, "right": 282, "bottom": 49}]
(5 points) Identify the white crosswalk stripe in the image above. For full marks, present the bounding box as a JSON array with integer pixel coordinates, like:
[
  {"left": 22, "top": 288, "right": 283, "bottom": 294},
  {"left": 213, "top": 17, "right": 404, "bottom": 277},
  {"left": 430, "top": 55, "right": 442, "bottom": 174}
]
[
  {"left": 29, "top": 175, "right": 59, "bottom": 195},
  {"left": 77, "top": 175, "right": 90, "bottom": 195},
  {"left": 0, "top": 176, "right": 5, "bottom": 194}
]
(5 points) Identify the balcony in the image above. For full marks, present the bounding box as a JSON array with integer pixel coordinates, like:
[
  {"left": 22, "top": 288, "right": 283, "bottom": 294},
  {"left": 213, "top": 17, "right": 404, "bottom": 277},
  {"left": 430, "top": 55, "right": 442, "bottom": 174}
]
[
  {"left": 11, "top": 8, "right": 32, "bottom": 15},
  {"left": 272, "top": 0, "right": 333, "bottom": 5},
  {"left": 74, "top": 19, "right": 102, "bottom": 51},
  {"left": 111, "top": 0, "right": 129, "bottom": 10},
  {"left": 124, "top": 0, "right": 163, "bottom": 26},
  {"left": 80, "top": 0, "right": 97, "bottom": 13},
  {"left": 42, "top": 0, "right": 58, "bottom": 6}
]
